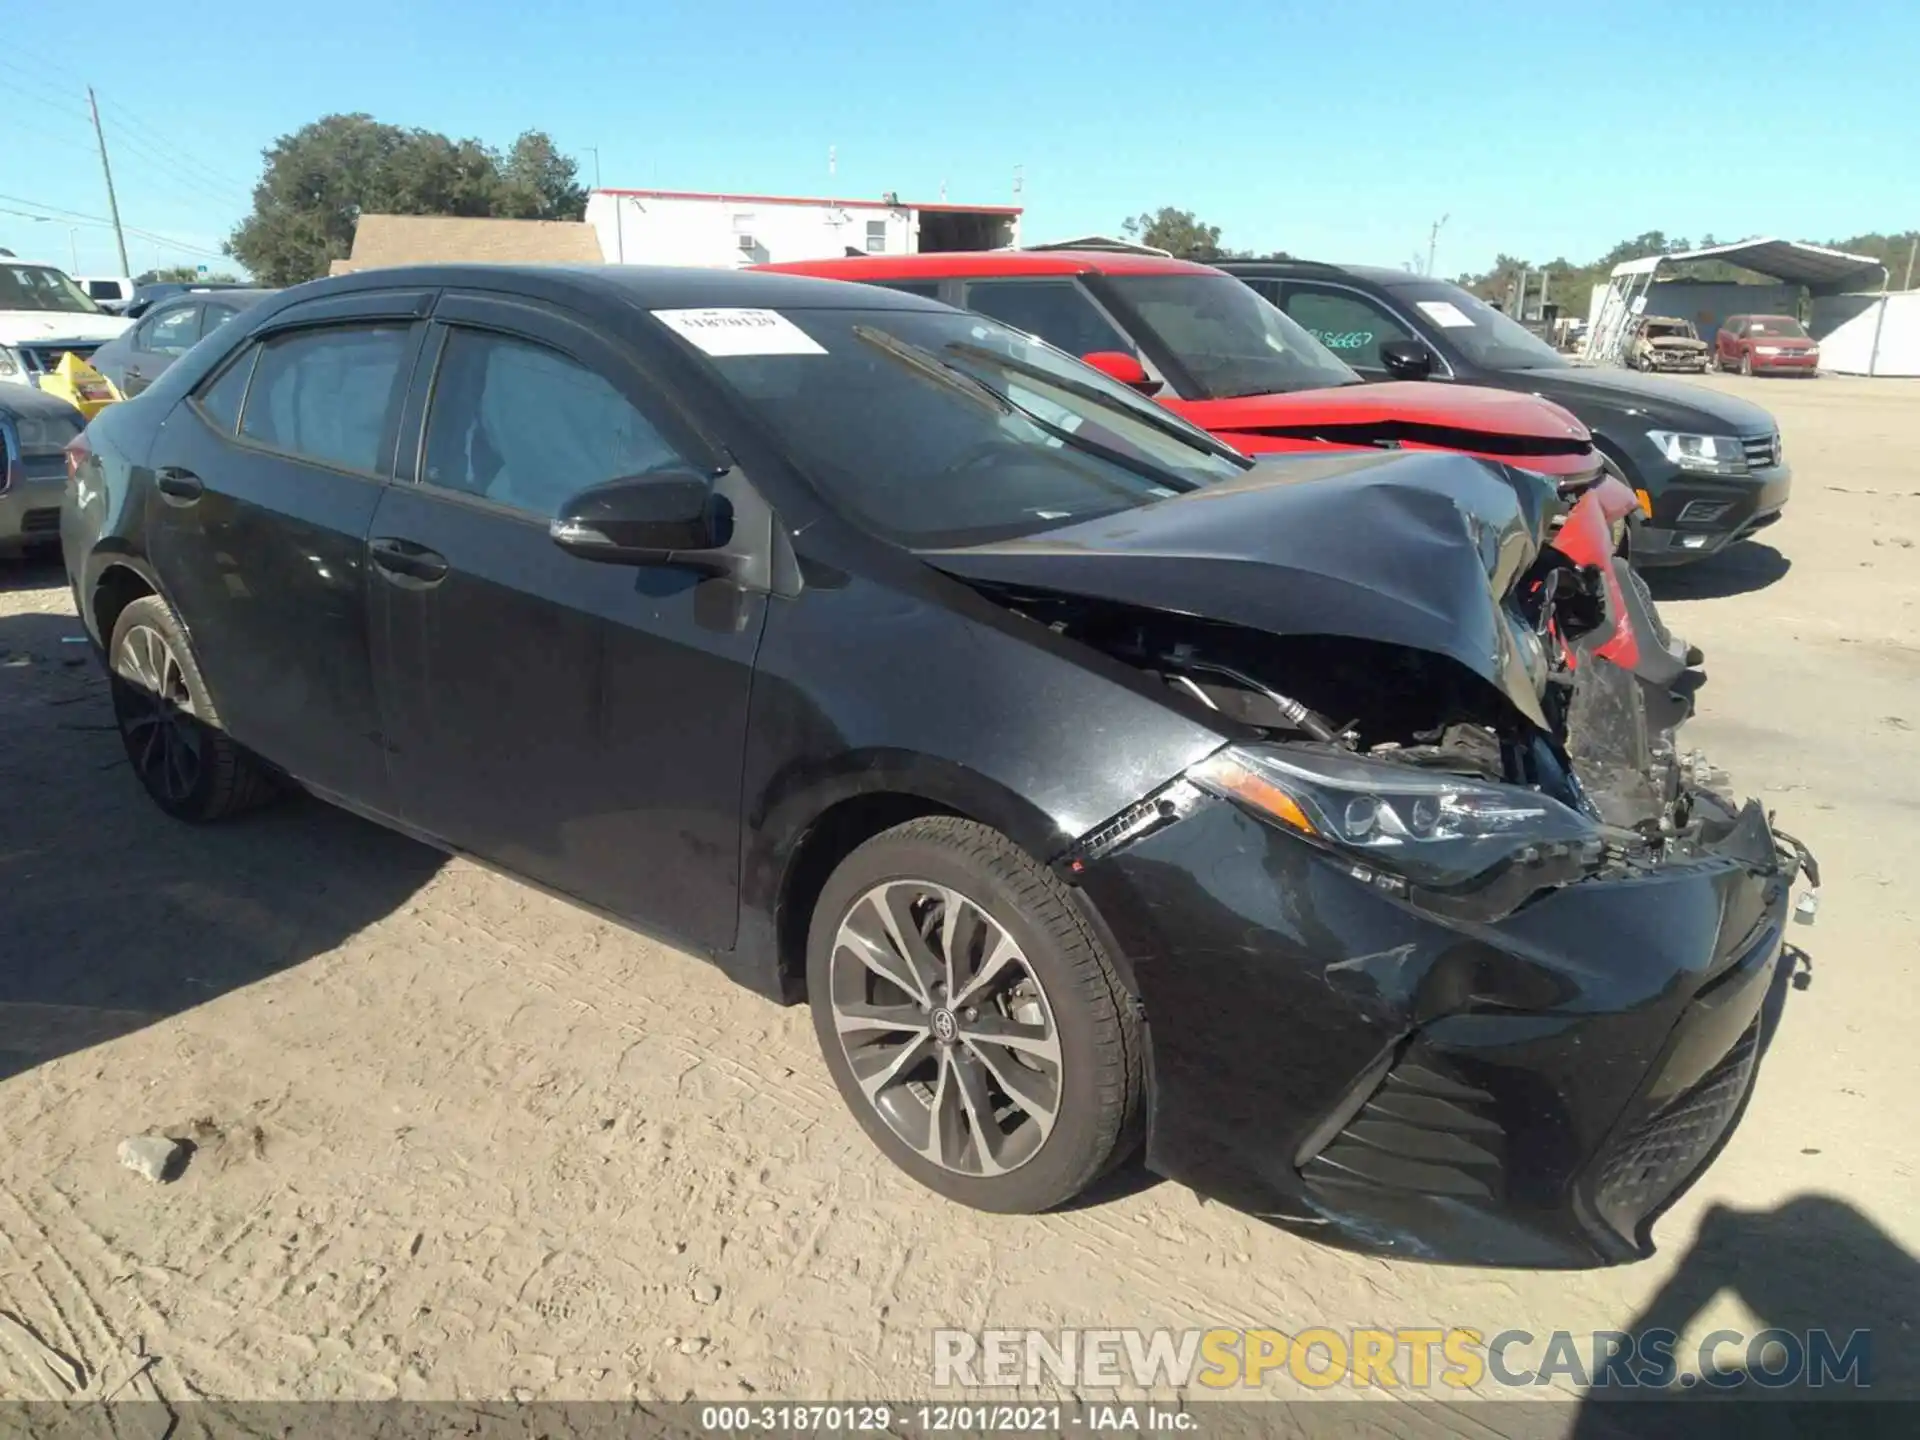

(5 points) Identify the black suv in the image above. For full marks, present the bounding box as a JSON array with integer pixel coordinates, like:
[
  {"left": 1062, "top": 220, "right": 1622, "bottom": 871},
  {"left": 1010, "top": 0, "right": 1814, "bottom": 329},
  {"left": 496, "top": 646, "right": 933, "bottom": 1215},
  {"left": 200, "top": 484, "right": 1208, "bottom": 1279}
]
[{"left": 1219, "top": 261, "right": 1791, "bottom": 567}]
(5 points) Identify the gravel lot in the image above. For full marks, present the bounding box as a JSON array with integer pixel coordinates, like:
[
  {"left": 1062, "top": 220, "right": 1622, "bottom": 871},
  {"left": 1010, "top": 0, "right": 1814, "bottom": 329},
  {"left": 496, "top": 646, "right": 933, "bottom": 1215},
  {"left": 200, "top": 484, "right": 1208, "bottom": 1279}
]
[{"left": 1, "top": 372, "right": 1915, "bottom": 1412}]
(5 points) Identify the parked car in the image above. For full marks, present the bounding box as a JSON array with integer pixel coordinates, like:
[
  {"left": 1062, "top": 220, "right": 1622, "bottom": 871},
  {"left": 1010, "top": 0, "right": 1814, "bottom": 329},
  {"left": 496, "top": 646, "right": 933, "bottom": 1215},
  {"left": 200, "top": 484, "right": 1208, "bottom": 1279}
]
[
  {"left": 1, "top": 384, "right": 84, "bottom": 556},
  {"left": 0, "top": 259, "right": 132, "bottom": 391},
  {"left": 122, "top": 280, "right": 254, "bottom": 321},
  {"left": 1628, "top": 316, "right": 1710, "bottom": 374},
  {"left": 1715, "top": 314, "right": 1820, "bottom": 377},
  {"left": 63, "top": 264, "right": 1812, "bottom": 1266},
  {"left": 88, "top": 288, "right": 277, "bottom": 397},
  {"left": 1217, "top": 261, "right": 1793, "bottom": 567},
  {"left": 75, "top": 275, "right": 136, "bottom": 315},
  {"left": 758, "top": 251, "right": 1602, "bottom": 487}
]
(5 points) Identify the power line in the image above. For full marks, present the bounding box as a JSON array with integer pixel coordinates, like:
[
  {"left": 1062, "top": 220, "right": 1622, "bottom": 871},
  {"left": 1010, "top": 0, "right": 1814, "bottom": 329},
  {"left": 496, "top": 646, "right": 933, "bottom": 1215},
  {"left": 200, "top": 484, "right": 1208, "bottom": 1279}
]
[{"left": 0, "top": 193, "right": 227, "bottom": 261}]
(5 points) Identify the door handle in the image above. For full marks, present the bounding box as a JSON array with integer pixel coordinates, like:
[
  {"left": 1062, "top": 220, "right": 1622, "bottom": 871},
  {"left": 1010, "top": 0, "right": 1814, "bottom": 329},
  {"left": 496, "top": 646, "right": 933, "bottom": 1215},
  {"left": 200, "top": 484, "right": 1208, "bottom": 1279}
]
[
  {"left": 155, "top": 467, "right": 203, "bottom": 502},
  {"left": 369, "top": 536, "right": 450, "bottom": 585}
]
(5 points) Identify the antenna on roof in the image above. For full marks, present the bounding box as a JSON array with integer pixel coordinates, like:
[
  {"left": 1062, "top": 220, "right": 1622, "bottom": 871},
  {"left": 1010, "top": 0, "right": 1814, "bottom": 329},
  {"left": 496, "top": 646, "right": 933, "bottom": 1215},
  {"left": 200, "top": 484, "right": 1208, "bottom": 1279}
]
[{"left": 1013, "top": 164, "right": 1024, "bottom": 201}]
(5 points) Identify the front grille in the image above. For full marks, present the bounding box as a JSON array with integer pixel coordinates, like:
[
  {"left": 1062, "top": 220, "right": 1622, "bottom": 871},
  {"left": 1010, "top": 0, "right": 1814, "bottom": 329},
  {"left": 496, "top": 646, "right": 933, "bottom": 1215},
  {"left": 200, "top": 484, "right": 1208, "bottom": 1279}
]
[
  {"left": 1301, "top": 1058, "right": 1505, "bottom": 1199},
  {"left": 18, "top": 342, "right": 101, "bottom": 376},
  {"left": 19, "top": 508, "right": 62, "bottom": 534},
  {"left": 1593, "top": 1021, "right": 1759, "bottom": 1236},
  {"left": 1741, "top": 432, "right": 1782, "bottom": 469}
]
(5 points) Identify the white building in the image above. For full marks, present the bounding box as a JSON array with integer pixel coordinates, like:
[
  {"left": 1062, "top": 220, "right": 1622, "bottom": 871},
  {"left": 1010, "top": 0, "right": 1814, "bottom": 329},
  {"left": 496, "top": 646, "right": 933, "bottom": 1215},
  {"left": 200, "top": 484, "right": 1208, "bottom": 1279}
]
[{"left": 585, "top": 188, "right": 1022, "bottom": 269}]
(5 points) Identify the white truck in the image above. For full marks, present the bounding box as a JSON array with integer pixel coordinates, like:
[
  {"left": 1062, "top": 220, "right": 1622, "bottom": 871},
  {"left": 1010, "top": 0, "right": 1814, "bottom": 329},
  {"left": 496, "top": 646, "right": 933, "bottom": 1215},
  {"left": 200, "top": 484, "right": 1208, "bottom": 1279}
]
[{"left": 0, "top": 258, "right": 133, "bottom": 392}]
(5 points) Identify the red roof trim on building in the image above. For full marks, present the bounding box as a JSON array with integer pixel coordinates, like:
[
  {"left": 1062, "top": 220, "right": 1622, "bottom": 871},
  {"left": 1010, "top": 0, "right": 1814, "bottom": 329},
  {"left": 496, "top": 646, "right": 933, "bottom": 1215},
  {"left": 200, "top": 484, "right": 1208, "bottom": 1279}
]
[
  {"left": 593, "top": 188, "right": 1023, "bottom": 216},
  {"left": 759, "top": 250, "right": 1217, "bottom": 279}
]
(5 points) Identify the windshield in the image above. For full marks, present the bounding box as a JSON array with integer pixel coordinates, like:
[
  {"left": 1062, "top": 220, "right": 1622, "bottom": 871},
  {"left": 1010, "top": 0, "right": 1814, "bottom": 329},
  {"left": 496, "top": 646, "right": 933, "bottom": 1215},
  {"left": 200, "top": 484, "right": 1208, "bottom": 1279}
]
[
  {"left": 676, "top": 307, "right": 1249, "bottom": 547},
  {"left": 0, "top": 264, "right": 104, "bottom": 316},
  {"left": 1100, "top": 274, "right": 1361, "bottom": 399},
  {"left": 1747, "top": 316, "right": 1807, "bottom": 338},
  {"left": 1645, "top": 321, "right": 1697, "bottom": 339},
  {"left": 1390, "top": 280, "right": 1567, "bottom": 371}
]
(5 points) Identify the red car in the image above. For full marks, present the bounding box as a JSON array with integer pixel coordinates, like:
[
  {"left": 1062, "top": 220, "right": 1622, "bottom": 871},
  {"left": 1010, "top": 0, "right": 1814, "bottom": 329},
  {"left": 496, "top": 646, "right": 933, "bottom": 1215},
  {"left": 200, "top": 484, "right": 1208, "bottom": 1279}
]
[
  {"left": 1715, "top": 314, "right": 1820, "bottom": 376},
  {"left": 758, "top": 251, "right": 1600, "bottom": 483}
]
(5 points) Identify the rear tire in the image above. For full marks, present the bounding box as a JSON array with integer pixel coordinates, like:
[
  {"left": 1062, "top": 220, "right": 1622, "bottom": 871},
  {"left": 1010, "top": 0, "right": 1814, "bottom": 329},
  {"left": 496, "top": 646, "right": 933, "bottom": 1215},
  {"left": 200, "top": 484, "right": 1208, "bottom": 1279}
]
[
  {"left": 108, "top": 595, "right": 279, "bottom": 822},
  {"left": 806, "top": 816, "right": 1144, "bottom": 1213}
]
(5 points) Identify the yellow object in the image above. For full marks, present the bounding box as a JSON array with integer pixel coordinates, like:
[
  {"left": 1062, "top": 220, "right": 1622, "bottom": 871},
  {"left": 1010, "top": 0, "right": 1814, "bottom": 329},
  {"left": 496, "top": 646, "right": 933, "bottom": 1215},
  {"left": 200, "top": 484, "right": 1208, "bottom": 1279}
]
[
  {"left": 1634, "top": 487, "right": 1654, "bottom": 518},
  {"left": 38, "top": 351, "right": 122, "bottom": 421}
]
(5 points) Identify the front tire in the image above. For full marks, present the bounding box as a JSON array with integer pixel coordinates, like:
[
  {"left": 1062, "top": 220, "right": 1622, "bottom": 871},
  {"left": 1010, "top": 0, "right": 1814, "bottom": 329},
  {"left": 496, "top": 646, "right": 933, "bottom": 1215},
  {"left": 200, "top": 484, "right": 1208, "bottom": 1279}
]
[
  {"left": 807, "top": 817, "right": 1143, "bottom": 1213},
  {"left": 1740, "top": 353, "right": 1754, "bottom": 377},
  {"left": 108, "top": 595, "right": 278, "bottom": 822}
]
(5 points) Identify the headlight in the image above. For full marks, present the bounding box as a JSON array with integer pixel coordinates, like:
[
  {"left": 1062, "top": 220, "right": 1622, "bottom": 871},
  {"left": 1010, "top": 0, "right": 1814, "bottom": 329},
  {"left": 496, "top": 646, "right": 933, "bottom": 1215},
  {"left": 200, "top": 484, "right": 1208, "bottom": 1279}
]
[
  {"left": 1755, "top": 345, "right": 1782, "bottom": 356},
  {"left": 1646, "top": 430, "right": 1746, "bottom": 474},
  {"left": 1189, "top": 746, "right": 1605, "bottom": 915}
]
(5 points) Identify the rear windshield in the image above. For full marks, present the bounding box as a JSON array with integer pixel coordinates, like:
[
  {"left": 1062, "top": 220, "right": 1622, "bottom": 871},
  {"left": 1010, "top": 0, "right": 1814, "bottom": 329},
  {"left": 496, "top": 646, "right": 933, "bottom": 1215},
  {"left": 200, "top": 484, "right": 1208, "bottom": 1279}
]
[
  {"left": 1389, "top": 280, "right": 1567, "bottom": 371},
  {"left": 667, "top": 306, "right": 1249, "bottom": 547},
  {"left": 0, "top": 264, "right": 103, "bottom": 315},
  {"left": 1101, "top": 274, "right": 1361, "bottom": 399},
  {"left": 1746, "top": 317, "right": 1807, "bottom": 338}
]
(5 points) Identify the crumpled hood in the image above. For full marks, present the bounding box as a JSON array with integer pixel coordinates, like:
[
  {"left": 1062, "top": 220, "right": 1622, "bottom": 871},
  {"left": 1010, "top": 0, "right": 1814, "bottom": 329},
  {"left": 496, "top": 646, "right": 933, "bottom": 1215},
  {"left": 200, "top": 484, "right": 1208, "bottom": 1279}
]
[
  {"left": 0, "top": 311, "right": 132, "bottom": 345},
  {"left": 1171, "top": 380, "right": 1591, "bottom": 447},
  {"left": 927, "top": 448, "right": 1556, "bottom": 729}
]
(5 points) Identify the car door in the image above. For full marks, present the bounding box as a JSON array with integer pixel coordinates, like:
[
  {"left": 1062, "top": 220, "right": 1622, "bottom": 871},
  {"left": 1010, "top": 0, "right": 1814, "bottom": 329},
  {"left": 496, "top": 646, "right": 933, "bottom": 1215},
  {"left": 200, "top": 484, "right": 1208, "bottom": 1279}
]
[
  {"left": 144, "top": 288, "right": 431, "bottom": 809},
  {"left": 1717, "top": 316, "right": 1743, "bottom": 366},
  {"left": 366, "top": 293, "right": 763, "bottom": 950},
  {"left": 1275, "top": 282, "right": 1419, "bottom": 377}
]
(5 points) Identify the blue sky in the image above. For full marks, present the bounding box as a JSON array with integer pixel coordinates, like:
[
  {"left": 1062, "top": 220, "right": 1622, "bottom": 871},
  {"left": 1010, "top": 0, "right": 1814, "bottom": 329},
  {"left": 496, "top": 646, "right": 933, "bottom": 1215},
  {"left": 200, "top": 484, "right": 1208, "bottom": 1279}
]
[{"left": 3, "top": 0, "right": 1914, "bottom": 280}]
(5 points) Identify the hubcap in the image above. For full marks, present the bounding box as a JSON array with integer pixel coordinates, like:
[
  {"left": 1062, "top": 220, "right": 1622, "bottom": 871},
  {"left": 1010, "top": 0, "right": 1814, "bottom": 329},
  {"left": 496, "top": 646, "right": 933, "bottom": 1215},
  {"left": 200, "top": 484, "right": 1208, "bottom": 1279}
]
[
  {"left": 828, "top": 879, "right": 1062, "bottom": 1177},
  {"left": 112, "top": 624, "right": 204, "bottom": 803}
]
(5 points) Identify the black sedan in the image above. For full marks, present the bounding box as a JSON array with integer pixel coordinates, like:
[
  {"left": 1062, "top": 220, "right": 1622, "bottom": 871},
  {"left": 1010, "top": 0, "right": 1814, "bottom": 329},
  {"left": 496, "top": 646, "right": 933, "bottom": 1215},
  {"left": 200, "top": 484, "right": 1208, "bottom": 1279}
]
[
  {"left": 61, "top": 264, "right": 1812, "bottom": 1265},
  {"left": 87, "top": 287, "right": 276, "bottom": 398},
  {"left": 1219, "top": 261, "right": 1793, "bottom": 567}
]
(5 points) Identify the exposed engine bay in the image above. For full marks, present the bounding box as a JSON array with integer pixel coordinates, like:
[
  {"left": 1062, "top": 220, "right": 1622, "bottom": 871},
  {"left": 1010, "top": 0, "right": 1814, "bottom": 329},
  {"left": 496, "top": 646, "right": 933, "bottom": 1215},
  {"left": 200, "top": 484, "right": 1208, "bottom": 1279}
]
[{"left": 931, "top": 450, "right": 1815, "bottom": 916}]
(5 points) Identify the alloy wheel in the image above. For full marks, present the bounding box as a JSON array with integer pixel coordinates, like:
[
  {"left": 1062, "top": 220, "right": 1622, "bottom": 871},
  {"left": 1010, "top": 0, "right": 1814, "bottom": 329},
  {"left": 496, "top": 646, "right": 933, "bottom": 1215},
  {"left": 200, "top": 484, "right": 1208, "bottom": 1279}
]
[
  {"left": 827, "top": 879, "right": 1063, "bottom": 1177},
  {"left": 113, "top": 623, "right": 204, "bottom": 804}
]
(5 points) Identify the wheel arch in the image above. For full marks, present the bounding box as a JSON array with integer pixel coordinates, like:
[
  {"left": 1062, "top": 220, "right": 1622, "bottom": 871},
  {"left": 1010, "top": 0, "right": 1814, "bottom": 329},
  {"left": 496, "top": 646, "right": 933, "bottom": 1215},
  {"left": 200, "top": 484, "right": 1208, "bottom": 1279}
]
[
  {"left": 736, "top": 751, "right": 1125, "bottom": 1006},
  {"left": 90, "top": 559, "right": 159, "bottom": 649}
]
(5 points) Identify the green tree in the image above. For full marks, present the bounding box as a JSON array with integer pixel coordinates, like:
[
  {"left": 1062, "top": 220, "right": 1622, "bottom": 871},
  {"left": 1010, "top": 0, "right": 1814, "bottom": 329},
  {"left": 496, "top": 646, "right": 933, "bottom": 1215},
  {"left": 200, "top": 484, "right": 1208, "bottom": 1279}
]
[
  {"left": 228, "top": 114, "right": 589, "bottom": 286},
  {"left": 1121, "top": 207, "right": 1232, "bottom": 260}
]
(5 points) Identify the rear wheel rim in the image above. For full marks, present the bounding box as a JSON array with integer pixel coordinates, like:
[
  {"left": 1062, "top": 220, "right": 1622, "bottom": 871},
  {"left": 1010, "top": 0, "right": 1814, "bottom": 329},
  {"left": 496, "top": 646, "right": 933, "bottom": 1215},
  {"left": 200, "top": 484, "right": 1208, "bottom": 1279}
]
[
  {"left": 113, "top": 624, "right": 203, "bottom": 803},
  {"left": 828, "top": 879, "right": 1063, "bottom": 1178}
]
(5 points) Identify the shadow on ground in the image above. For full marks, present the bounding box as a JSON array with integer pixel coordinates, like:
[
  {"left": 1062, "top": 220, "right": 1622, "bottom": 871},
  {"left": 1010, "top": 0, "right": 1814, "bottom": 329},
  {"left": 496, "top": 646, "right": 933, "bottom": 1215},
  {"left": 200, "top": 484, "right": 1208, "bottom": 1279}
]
[
  {"left": 1645, "top": 541, "right": 1792, "bottom": 601},
  {"left": 0, "top": 609, "right": 444, "bottom": 1082},
  {"left": 0, "top": 552, "right": 67, "bottom": 594}
]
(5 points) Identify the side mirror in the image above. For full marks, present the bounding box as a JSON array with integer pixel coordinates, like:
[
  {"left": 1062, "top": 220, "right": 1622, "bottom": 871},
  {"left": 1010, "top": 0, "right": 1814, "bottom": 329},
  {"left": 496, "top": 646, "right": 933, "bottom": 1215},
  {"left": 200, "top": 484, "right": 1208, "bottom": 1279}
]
[
  {"left": 1081, "top": 350, "right": 1162, "bottom": 396},
  {"left": 550, "top": 469, "right": 729, "bottom": 565},
  {"left": 1378, "top": 338, "right": 1436, "bottom": 382}
]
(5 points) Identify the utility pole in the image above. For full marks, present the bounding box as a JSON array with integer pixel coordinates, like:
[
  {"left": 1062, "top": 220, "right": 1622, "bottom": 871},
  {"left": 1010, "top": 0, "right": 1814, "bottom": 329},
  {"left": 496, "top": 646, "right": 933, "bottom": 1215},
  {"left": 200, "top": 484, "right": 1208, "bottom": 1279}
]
[
  {"left": 1905, "top": 235, "right": 1917, "bottom": 292},
  {"left": 1425, "top": 214, "right": 1449, "bottom": 277},
  {"left": 87, "top": 86, "right": 130, "bottom": 276},
  {"left": 587, "top": 146, "right": 601, "bottom": 189}
]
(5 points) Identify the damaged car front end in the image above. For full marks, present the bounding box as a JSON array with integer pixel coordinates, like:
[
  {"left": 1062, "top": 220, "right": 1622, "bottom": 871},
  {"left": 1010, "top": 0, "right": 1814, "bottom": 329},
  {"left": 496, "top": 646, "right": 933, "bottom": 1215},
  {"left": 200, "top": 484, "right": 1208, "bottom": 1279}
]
[{"left": 932, "top": 451, "right": 1816, "bottom": 1266}]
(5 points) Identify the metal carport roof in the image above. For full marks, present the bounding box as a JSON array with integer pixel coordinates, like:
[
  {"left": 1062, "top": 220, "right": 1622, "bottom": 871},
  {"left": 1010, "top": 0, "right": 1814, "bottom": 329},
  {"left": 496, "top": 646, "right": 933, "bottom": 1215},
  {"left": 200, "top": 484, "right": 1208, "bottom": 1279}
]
[{"left": 1610, "top": 238, "right": 1887, "bottom": 292}]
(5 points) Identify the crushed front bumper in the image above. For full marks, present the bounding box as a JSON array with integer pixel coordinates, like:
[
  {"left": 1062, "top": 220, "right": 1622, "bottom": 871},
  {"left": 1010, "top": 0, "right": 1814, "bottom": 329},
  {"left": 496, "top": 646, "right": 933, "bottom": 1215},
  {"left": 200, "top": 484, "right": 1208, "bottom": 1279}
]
[{"left": 1070, "top": 787, "right": 1814, "bottom": 1267}]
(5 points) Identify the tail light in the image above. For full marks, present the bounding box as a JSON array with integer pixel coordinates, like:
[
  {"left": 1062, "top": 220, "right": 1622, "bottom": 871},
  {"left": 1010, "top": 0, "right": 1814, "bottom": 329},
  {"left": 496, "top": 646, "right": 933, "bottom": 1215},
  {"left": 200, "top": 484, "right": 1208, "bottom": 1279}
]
[{"left": 65, "top": 433, "right": 92, "bottom": 484}]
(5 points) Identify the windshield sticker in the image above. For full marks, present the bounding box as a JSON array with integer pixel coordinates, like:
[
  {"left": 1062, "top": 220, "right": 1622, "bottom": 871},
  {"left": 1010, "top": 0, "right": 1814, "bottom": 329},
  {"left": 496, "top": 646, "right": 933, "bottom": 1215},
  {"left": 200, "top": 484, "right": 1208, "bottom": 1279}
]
[
  {"left": 1416, "top": 300, "right": 1477, "bottom": 329},
  {"left": 1310, "top": 329, "right": 1375, "bottom": 350},
  {"left": 651, "top": 308, "right": 826, "bottom": 357}
]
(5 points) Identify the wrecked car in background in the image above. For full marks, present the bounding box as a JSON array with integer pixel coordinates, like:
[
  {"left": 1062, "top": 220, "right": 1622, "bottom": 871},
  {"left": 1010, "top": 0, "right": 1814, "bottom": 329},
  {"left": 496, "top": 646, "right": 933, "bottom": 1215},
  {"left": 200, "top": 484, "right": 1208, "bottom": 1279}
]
[
  {"left": 64, "top": 264, "right": 1815, "bottom": 1268},
  {"left": 1630, "top": 316, "right": 1712, "bottom": 373}
]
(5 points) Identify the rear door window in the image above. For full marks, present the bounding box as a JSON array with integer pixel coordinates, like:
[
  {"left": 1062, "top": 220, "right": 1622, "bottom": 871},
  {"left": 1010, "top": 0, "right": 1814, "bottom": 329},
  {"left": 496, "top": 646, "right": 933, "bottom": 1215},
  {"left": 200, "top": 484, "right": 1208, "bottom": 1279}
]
[
  {"left": 962, "top": 279, "right": 1135, "bottom": 358},
  {"left": 1279, "top": 285, "right": 1413, "bottom": 370},
  {"left": 237, "top": 324, "right": 413, "bottom": 476},
  {"left": 865, "top": 279, "right": 943, "bottom": 300},
  {"left": 193, "top": 347, "right": 259, "bottom": 434}
]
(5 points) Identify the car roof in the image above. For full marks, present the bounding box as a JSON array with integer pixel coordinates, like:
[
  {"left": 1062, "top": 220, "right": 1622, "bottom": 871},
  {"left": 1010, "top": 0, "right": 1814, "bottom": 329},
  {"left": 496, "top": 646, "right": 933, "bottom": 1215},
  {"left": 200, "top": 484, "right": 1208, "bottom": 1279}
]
[
  {"left": 757, "top": 250, "right": 1222, "bottom": 280},
  {"left": 1215, "top": 258, "right": 1442, "bottom": 287},
  {"left": 154, "top": 288, "right": 277, "bottom": 304},
  {"left": 278, "top": 262, "right": 954, "bottom": 312}
]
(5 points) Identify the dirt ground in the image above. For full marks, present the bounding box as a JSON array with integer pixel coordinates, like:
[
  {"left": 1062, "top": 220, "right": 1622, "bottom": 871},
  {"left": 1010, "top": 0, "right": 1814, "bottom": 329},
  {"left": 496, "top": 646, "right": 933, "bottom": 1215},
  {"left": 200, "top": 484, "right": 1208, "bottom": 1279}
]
[{"left": 1, "top": 372, "right": 1916, "bottom": 1412}]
